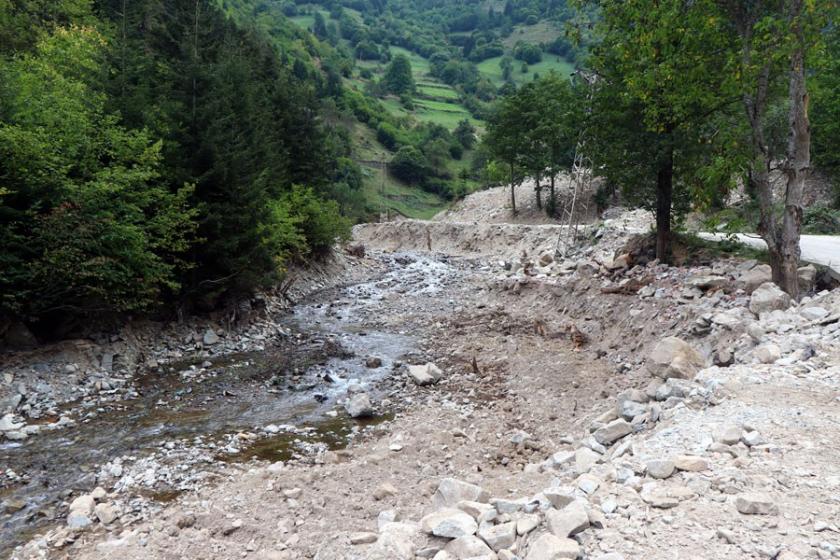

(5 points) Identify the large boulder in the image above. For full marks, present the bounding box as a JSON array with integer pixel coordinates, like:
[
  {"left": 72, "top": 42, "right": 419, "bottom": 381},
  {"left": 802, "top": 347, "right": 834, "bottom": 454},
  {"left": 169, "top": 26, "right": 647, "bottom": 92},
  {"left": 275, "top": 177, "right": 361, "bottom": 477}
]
[
  {"left": 433, "top": 478, "right": 489, "bottom": 509},
  {"left": 749, "top": 282, "right": 791, "bottom": 316},
  {"left": 739, "top": 264, "right": 772, "bottom": 294},
  {"left": 593, "top": 419, "right": 632, "bottom": 446},
  {"left": 370, "top": 522, "right": 418, "bottom": 560},
  {"left": 526, "top": 533, "right": 580, "bottom": 560},
  {"left": 798, "top": 265, "right": 817, "bottom": 293},
  {"left": 444, "top": 535, "right": 494, "bottom": 558},
  {"left": 545, "top": 500, "right": 589, "bottom": 538},
  {"left": 420, "top": 508, "right": 477, "bottom": 538},
  {"left": 344, "top": 393, "right": 375, "bottom": 418},
  {"left": 647, "top": 337, "right": 706, "bottom": 380}
]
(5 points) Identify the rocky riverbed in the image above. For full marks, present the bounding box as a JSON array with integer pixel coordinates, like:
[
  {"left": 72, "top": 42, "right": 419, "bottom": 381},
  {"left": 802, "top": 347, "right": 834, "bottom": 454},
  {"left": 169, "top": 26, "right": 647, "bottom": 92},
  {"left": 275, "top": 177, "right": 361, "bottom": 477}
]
[{"left": 4, "top": 198, "right": 840, "bottom": 560}]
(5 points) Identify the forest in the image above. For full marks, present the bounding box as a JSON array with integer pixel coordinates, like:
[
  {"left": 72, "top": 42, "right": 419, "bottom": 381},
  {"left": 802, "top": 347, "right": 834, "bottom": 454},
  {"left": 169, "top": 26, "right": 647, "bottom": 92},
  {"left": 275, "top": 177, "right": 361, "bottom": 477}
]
[{"left": 1, "top": 0, "right": 839, "bottom": 331}]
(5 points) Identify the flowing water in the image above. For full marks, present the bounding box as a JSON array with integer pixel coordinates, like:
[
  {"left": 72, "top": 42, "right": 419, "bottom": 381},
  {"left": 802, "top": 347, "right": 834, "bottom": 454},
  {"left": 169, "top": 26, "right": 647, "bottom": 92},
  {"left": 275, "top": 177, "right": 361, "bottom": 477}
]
[{"left": 0, "top": 254, "right": 456, "bottom": 557}]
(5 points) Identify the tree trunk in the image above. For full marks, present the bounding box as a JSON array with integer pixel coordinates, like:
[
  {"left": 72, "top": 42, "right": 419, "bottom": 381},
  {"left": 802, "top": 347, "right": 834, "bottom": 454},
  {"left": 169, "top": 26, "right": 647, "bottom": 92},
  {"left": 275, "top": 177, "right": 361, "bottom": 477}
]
[
  {"left": 549, "top": 173, "right": 556, "bottom": 214},
  {"left": 778, "top": 0, "right": 809, "bottom": 299},
  {"left": 534, "top": 173, "right": 542, "bottom": 211},
  {"left": 655, "top": 140, "right": 674, "bottom": 262},
  {"left": 510, "top": 163, "right": 517, "bottom": 215}
]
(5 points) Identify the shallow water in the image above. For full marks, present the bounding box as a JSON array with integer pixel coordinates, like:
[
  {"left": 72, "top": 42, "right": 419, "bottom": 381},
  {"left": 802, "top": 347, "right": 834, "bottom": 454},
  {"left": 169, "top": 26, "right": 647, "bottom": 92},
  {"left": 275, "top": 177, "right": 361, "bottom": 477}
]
[{"left": 0, "top": 255, "right": 445, "bottom": 557}]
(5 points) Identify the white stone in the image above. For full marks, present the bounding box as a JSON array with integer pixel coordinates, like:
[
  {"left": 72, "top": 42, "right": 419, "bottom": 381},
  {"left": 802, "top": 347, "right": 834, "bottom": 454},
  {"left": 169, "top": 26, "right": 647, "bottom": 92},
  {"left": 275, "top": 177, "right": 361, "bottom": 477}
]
[
  {"left": 433, "top": 479, "right": 490, "bottom": 508},
  {"left": 94, "top": 503, "right": 117, "bottom": 525},
  {"left": 345, "top": 393, "right": 374, "bottom": 418},
  {"left": 478, "top": 521, "right": 516, "bottom": 551},
  {"left": 647, "top": 337, "right": 706, "bottom": 380},
  {"left": 526, "top": 533, "right": 580, "bottom": 560},
  {"left": 444, "top": 535, "right": 494, "bottom": 558},
  {"left": 750, "top": 282, "right": 791, "bottom": 315},
  {"left": 421, "top": 508, "right": 478, "bottom": 538},
  {"left": 545, "top": 500, "right": 589, "bottom": 538},
  {"left": 646, "top": 459, "right": 675, "bottom": 479},
  {"left": 407, "top": 363, "right": 443, "bottom": 386},
  {"left": 593, "top": 419, "right": 632, "bottom": 446},
  {"left": 0, "top": 414, "right": 23, "bottom": 432},
  {"left": 755, "top": 344, "right": 781, "bottom": 364},
  {"left": 543, "top": 487, "right": 576, "bottom": 509}
]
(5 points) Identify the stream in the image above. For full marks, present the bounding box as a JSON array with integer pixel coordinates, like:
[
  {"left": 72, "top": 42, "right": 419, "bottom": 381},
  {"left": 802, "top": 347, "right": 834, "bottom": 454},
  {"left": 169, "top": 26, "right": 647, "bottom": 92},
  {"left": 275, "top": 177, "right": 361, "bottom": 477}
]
[{"left": 0, "top": 254, "right": 455, "bottom": 557}]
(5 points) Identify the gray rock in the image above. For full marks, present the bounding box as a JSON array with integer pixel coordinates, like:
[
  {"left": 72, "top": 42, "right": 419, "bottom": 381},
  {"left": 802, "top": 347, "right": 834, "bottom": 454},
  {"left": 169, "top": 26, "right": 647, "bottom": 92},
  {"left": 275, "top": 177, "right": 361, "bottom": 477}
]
[
  {"left": 525, "top": 533, "right": 580, "bottom": 560},
  {"left": 798, "top": 265, "right": 817, "bottom": 293},
  {"left": 647, "top": 337, "right": 706, "bottom": 380},
  {"left": 574, "top": 447, "right": 601, "bottom": 474},
  {"left": 491, "top": 497, "right": 528, "bottom": 514},
  {"left": 67, "top": 513, "right": 93, "bottom": 529},
  {"left": 593, "top": 419, "right": 632, "bottom": 446},
  {"left": 741, "top": 430, "right": 767, "bottom": 447},
  {"left": 688, "top": 275, "right": 728, "bottom": 291},
  {"left": 735, "top": 493, "right": 778, "bottom": 515},
  {"left": 68, "top": 494, "right": 95, "bottom": 517},
  {"left": 202, "top": 329, "right": 220, "bottom": 346},
  {"left": 444, "top": 535, "right": 493, "bottom": 558},
  {"left": 545, "top": 500, "right": 589, "bottom": 538},
  {"left": 345, "top": 393, "right": 375, "bottom": 418},
  {"left": 433, "top": 478, "right": 490, "bottom": 509},
  {"left": 646, "top": 459, "right": 675, "bottom": 480},
  {"left": 373, "top": 522, "right": 418, "bottom": 560},
  {"left": 740, "top": 264, "right": 772, "bottom": 294},
  {"left": 800, "top": 306, "right": 829, "bottom": 321},
  {"left": 749, "top": 282, "right": 791, "bottom": 315},
  {"left": 350, "top": 532, "right": 378, "bottom": 545},
  {"left": 516, "top": 514, "right": 540, "bottom": 535},
  {"left": 456, "top": 500, "right": 495, "bottom": 520},
  {"left": 478, "top": 521, "right": 516, "bottom": 551},
  {"left": 754, "top": 344, "right": 781, "bottom": 364},
  {"left": 716, "top": 425, "right": 742, "bottom": 445},
  {"left": 617, "top": 399, "right": 647, "bottom": 421},
  {"left": 543, "top": 487, "right": 576, "bottom": 509},
  {"left": 94, "top": 503, "right": 117, "bottom": 525},
  {"left": 421, "top": 508, "right": 478, "bottom": 538}
]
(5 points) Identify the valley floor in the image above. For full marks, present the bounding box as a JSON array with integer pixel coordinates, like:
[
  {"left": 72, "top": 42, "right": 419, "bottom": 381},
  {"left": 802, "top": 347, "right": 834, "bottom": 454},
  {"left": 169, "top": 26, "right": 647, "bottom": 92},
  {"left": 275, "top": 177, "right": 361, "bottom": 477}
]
[{"left": 5, "top": 190, "right": 840, "bottom": 560}]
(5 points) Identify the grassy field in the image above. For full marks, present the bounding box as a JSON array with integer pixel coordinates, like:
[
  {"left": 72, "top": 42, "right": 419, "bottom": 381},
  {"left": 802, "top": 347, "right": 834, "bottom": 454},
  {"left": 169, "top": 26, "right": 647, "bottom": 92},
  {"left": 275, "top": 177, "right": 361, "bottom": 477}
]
[
  {"left": 502, "top": 21, "right": 564, "bottom": 48},
  {"left": 477, "top": 54, "right": 575, "bottom": 87},
  {"left": 417, "top": 82, "right": 460, "bottom": 100},
  {"left": 351, "top": 123, "right": 450, "bottom": 219}
]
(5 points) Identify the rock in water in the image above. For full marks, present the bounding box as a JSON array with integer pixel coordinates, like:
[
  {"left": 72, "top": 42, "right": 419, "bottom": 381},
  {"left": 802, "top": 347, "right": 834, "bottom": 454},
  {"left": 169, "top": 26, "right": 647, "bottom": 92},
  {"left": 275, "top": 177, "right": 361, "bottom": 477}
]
[
  {"left": 749, "top": 282, "right": 791, "bottom": 315},
  {"left": 647, "top": 337, "right": 706, "bottom": 380},
  {"left": 345, "top": 393, "right": 375, "bottom": 418}
]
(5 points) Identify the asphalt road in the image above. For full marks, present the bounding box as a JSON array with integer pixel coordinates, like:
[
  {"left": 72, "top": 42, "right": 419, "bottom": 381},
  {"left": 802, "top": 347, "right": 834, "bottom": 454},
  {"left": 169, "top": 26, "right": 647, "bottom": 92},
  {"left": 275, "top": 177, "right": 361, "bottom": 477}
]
[{"left": 700, "top": 233, "right": 840, "bottom": 278}]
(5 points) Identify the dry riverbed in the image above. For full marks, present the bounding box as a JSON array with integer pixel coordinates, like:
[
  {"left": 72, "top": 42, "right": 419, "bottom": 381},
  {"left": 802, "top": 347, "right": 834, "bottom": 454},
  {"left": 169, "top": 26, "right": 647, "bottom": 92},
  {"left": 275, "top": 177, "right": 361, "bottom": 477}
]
[{"left": 4, "top": 197, "right": 840, "bottom": 560}]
